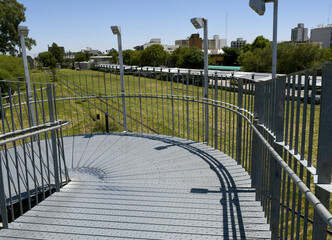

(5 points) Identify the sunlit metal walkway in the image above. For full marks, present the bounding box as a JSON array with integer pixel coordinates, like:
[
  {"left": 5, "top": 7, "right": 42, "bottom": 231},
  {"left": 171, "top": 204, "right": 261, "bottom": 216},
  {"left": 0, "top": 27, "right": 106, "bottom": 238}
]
[{"left": 0, "top": 133, "right": 271, "bottom": 239}]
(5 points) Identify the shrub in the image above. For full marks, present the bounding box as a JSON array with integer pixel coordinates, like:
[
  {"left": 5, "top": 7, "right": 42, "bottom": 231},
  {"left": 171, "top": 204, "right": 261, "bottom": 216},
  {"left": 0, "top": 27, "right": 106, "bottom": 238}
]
[{"left": 0, "top": 55, "right": 24, "bottom": 80}]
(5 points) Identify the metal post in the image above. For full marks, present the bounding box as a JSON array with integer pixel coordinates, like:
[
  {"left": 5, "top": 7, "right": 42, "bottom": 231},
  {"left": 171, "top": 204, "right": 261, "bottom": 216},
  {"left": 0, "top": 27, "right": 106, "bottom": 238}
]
[
  {"left": 113, "top": 27, "right": 128, "bottom": 132},
  {"left": 270, "top": 77, "right": 285, "bottom": 239},
  {"left": 47, "top": 85, "right": 60, "bottom": 192},
  {"left": 203, "top": 19, "right": 209, "bottom": 143},
  {"left": 252, "top": 81, "right": 264, "bottom": 200},
  {"left": 118, "top": 35, "right": 127, "bottom": 132},
  {"left": 236, "top": 79, "right": 243, "bottom": 164},
  {"left": 19, "top": 30, "right": 36, "bottom": 126},
  {"left": 272, "top": 0, "right": 278, "bottom": 79},
  {"left": 313, "top": 62, "right": 332, "bottom": 240},
  {"left": 214, "top": 73, "right": 218, "bottom": 149},
  {"left": 0, "top": 153, "right": 8, "bottom": 229}
]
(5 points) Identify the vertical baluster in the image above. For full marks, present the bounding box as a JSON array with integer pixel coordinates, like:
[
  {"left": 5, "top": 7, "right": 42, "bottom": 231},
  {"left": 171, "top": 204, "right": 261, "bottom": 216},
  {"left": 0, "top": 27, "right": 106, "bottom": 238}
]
[
  {"left": 219, "top": 76, "right": 223, "bottom": 151},
  {"left": 252, "top": 81, "right": 264, "bottom": 200},
  {"left": 47, "top": 85, "right": 60, "bottom": 192},
  {"left": 161, "top": 69, "right": 165, "bottom": 135},
  {"left": 177, "top": 71, "right": 180, "bottom": 136},
  {"left": 313, "top": 63, "right": 332, "bottom": 240},
  {"left": 8, "top": 83, "right": 23, "bottom": 215},
  {"left": 128, "top": 69, "right": 132, "bottom": 131},
  {"left": 236, "top": 78, "right": 243, "bottom": 164},
  {"left": 167, "top": 70, "right": 170, "bottom": 137},
  {"left": 171, "top": 74, "right": 175, "bottom": 137},
  {"left": 187, "top": 72, "right": 190, "bottom": 140},
  {"left": 0, "top": 84, "right": 8, "bottom": 228},
  {"left": 149, "top": 71, "right": 154, "bottom": 132},
  {"left": 271, "top": 76, "right": 285, "bottom": 239},
  {"left": 214, "top": 73, "right": 218, "bottom": 149}
]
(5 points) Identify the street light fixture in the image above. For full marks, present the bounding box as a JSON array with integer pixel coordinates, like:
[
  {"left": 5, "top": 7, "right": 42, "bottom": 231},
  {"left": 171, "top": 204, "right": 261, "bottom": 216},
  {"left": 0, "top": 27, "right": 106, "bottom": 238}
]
[
  {"left": 190, "top": 18, "right": 205, "bottom": 29},
  {"left": 111, "top": 25, "right": 127, "bottom": 132},
  {"left": 18, "top": 25, "right": 36, "bottom": 126},
  {"left": 249, "top": 0, "right": 278, "bottom": 79},
  {"left": 18, "top": 25, "right": 29, "bottom": 36},
  {"left": 111, "top": 26, "right": 121, "bottom": 35},
  {"left": 190, "top": 17, "right": 209, "bottom": 143}
]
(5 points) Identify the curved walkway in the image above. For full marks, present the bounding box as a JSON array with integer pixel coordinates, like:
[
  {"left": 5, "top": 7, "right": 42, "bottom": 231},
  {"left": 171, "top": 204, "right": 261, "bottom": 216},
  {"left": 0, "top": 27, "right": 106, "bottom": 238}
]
[{"left": 0, "top": 133, "right": 271, "bottom": 239}]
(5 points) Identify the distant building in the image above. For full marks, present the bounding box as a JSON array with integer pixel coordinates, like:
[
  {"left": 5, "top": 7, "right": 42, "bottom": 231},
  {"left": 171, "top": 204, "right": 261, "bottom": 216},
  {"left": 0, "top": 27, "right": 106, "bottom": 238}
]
[
  {"left": 163, "top": 45, "right": 178, "bottom": 54},
  {"left": 175, "top": 39, "right": 189, "bottom": 47},
  {"left": 140, "top": 38, "right": 179, "bottom": 53},
  {"left": 143, "top": 38, "right": 162, "bottom": 49},
  {"left": 208, "top": 35, "right": 227, "bottom": 49},
  {"left": 231, "top": 38, "right": 246, "bottom": 48},
  {"left": 134, "top": 45, "right": 144, "bottom": 51},
  {"left": 175, "top": 34, "right": 226, "bottom": 50},
  {"left": 310, "top": 24, "right": 332, "bottom": 48},
  {"left": 189, "top": 34, "right": 203, "bottom": 49},
  {"left": 90, "top": 56, "right": 112, "bottom": 66},
  {"left": 291, "top": 23, "right": 308, "bottom": 42},
  {"left": 27, "top": 56, "right": 35, "bottom": 69},
  {"left": 81, "top": 47, "right": 102, "bottom": 56}
]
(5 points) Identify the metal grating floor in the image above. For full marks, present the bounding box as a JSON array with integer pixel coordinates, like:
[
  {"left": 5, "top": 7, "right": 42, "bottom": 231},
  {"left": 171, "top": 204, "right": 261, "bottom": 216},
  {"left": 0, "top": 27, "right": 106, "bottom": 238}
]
[{"left": 0, "top": 133, "right": 271, "bottom": 239}]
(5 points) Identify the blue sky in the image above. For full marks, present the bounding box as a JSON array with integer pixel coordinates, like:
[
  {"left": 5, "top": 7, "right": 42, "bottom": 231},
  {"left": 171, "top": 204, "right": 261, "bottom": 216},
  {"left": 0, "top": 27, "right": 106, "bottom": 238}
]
[{"left": 18, "top": 0, "right": 332, "bottom": 57}]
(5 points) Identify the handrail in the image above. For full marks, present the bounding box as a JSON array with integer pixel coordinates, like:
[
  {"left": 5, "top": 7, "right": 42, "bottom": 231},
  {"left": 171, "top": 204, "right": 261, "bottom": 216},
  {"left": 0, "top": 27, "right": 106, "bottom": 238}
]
[
  {"left": 0, "top": 121, "right": 69, "bottom": 146},
  {"left": 0, "top": 120, "right": 68, "bottom": 141}
]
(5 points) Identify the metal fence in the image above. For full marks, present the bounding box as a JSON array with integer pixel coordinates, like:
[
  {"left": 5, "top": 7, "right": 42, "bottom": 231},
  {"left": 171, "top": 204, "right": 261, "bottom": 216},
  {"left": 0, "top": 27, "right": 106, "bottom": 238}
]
[
  {"left": 0, "top": 81, "right": 69, "bottom": 228},
  {"left": 1, "top": 62, "right": 331, "bottom": 239}
]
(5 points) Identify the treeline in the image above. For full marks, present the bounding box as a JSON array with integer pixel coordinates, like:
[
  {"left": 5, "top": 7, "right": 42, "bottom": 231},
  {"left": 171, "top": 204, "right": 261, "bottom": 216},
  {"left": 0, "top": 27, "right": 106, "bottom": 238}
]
[
  {"left": 238, "top": 36, "right": 332, "bottom": 74},
  {"left": 121, "top": 45, "right": 205, "bottom": 69}
]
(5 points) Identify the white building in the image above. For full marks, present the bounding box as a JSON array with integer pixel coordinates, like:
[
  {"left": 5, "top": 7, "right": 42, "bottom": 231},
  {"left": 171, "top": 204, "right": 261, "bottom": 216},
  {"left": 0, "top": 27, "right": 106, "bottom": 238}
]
[
  {"left": 209, "top": 35, "right": 227, "bottom": 49},
  {"left": 81, "top": 47, "right": 102, "bottom": 56},
  {"left": 310, "top": 24, "right": 332, "bottom": 48},
  {"left": 143, "top": 38, "right": 179, "bottom": 53},
  {"left": 143, "top": 38, "right": 162, "bottom": 49},
  {"left": 163, "top": 45, "right": 178, "bottom": 54}
]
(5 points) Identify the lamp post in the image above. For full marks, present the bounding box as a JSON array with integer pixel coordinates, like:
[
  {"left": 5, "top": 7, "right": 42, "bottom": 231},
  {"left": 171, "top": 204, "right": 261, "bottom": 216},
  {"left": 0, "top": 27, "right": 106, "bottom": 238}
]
[
  {"left": 111, "top": 26, "right": 127, "bottom": 132},
  {"left": 249, "top": 0, "right": 278, "bottom": 79},
  {"left": 191, "top": 17, "right": 209, "bottom": 143},
  {"left": 18, "top": 25, "right": 36, "bottom": 126}
]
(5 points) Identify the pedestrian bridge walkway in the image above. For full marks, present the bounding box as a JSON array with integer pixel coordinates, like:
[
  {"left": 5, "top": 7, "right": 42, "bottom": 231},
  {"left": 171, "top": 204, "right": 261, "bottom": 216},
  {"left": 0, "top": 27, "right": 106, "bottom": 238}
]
[{"left": 0, "top": 133, "right": 271, "bottom": 239}]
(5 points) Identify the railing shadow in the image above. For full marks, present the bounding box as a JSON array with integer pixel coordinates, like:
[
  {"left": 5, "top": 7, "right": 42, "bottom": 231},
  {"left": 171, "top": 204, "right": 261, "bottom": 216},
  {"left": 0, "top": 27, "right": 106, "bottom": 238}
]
[{"left": 108, "top": 132, "right": 249, "bottom": 239}]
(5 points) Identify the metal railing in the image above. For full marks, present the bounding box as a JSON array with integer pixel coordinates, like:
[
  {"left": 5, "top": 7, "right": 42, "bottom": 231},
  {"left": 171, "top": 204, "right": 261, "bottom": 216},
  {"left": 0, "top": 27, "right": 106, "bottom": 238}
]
[
  {"left": 2, "top": 62, "right": 331, "bottom": 239},
  {"left": 0, "top": 81, "right": 69, "bottom": 228}
]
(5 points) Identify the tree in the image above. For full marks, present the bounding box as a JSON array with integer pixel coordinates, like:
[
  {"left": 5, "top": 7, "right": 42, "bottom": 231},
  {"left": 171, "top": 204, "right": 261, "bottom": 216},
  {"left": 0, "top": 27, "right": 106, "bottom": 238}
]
[
  {"left": 238, "top": 44, "right": 272, "bottom": 72},
  {"left": 48, "top": 42, "right": 64, "bottom": 64},
  {"left": 0, "top": 0, "right": 36, "bottom": 55},
  {"left": 238, "top": 42, "right": 332, "bottom": 74},
  {"left": 181, "top": 47, "right": 204, "bottom": 69},
  {"left": 222, "top": 47, "right": 241, "bottom": 66},
  {"left": 130, "top": 51, "right": 141, "bottom": 66},
  {"left": 168, "top": 46, "right": 204, "bottom": 69},
  {"left": 37, "top": 51, "right": 56, "bottom": 69},
  {"left": 140, "top": 44, "right": 167, "bottom": 66},
  {"left": 277, "top": 42, "right": 332, "bottom": 73},
  {"left": 122, "top": 49, "right": 133, "bottom": 65},
  {"left": 251, "top": 36, "right": 270, "bottom": 50},
  {"left": 108, "top": 48, "right": 118, "bottom": 64},
  {"left": 74, "top": 52, "right": 89, "bottom": 62},
  {"left": 169, "top": 47, "right": 188, "bottom": 67}
]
